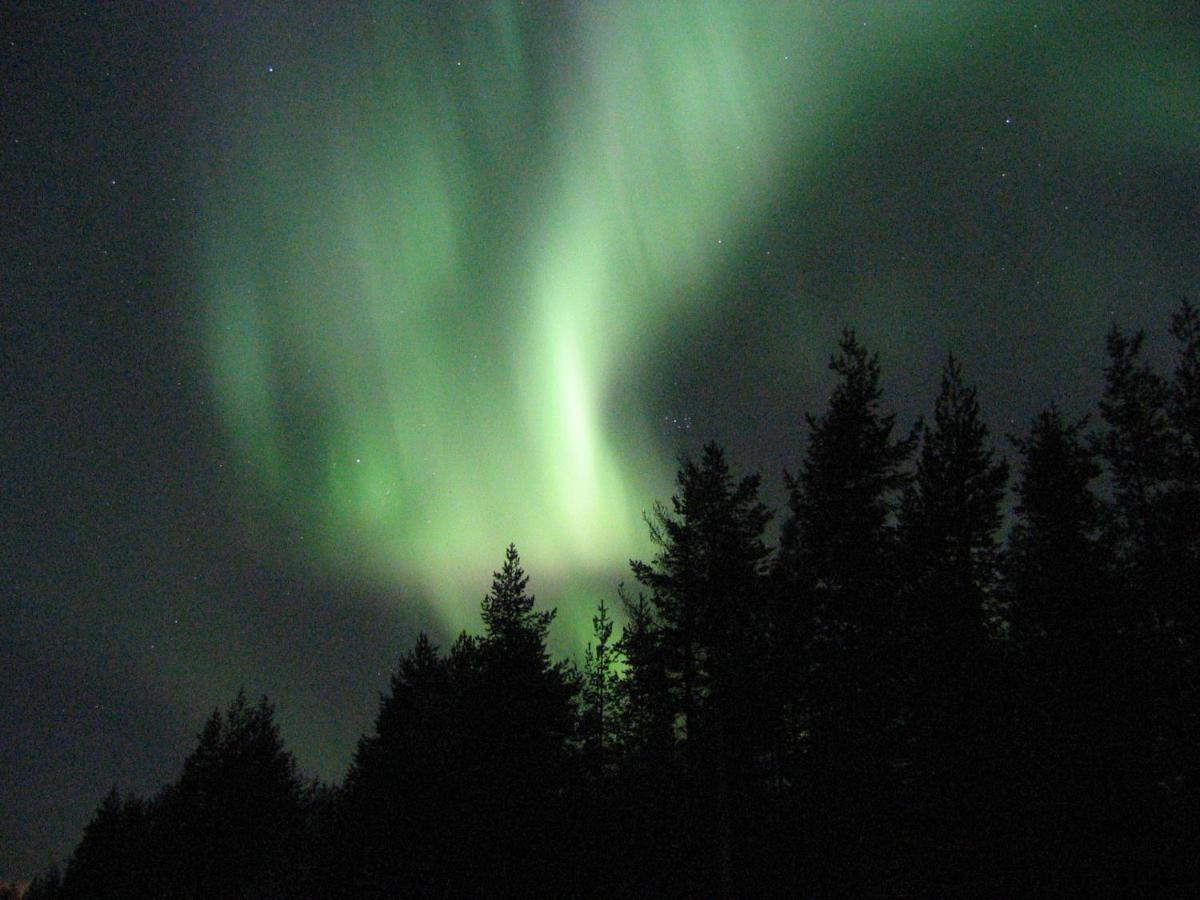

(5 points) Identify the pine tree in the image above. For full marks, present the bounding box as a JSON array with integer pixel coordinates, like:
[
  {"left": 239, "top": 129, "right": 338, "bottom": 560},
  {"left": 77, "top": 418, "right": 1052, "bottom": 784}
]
[
  {"left": 59, "top": 787, "right": 148, "bottom": 900},
  {"left": 901, "top": 354, "right": 1009, "bottom": 639},
  {"left": 1007, "top": 406, "right": 1104, "bottom": 644},
  {"left": 475, "top": 545, "right": 576, "bottom": 762},
  {"left": 468, "top": 545, "right": 578, "bottom": 891},
  {"left": 774, "top": 331, "right": 914, "bottom": 858},
  {"left": 481, "top": 543, "right": 556, "bottom": 655},
  {"left": 779, "top": 332, "right": 914, "bottom": 606},
  {"left": 630, "top": 442, "right": 772, "bottom": 896},
  {"left": 580, "top": 596, "right": 622, "bottom": 778},
  {"left": 156, "top": 690, "right": 305, "bottom": 897},
  {"left": 1095, "top": 319, "right": 1180, "bottom": 782},
  {"left": 894, "top": 355, "right": 1009, "bottom": 880},
  {"left": 614, "top": 585, "right": 674, "bottom": 766},
  {"left": 343, "top": 634, "right": 455, "bottom": 895},
  {"left": 1169, "top": 298, "right": 1200, "bottom": 479},
  {"left": 630, "top": 443, "right": 772, "bottom": 756},
  {"left": 22, "top": 866, "right": 62, "bottom": 900},
  {"left": 1163, "top": 299, "right": 1200, "bottom": 639},
  {"left": 1003, "top": 405, "right": 1118, "bottom": 882},
  {"left": 1098, "top": 324, "right": 1172, "bottom": 558}
]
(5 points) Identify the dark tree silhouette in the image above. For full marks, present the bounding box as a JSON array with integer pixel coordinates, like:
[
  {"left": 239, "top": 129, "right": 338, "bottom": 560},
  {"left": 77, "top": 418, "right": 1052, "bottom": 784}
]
[
  {"left": 342, "top": 633, "right": 456, "bottom": 895},
  {"left": 154, "top": 690, "right": 307, "bottom": 898},
  {"left": 57, "top": 788, "right": 149, "bottom": 900},
  {"left": 778, "top": 331, "right": 914, "bottom": 603},
  {"left": 1002, "top": 404, "right": 1125, "bottom": 890},
  {"left": 893, "top": 355, "right": 1009, "bottom": 887},
  {"left": 21, "top": 868, "right": 62, "bottom": 900},
  {"left": 34, "top": 311, "right": 1200, "bottom": 898},
  {"left": 1094, "top": 301, "right": 1200, "bottom": 886},
  {"left": 1007, "top": 405, "right": 1105, "bottom": 645},
  {"left": 462, "top": 544, "right": 578, "bottom": 893},
  {"left": 773, "top": 331, "right": 914, "bottom": 890},
  {"left": 630, "top": 441, "right": 772, "bottom": 896},
  {"left": 900, "top": 355, "right": 1009, "bottom": 631},
  {"left": 344, "top": 545, "right": 577, "bottom": 896},
  {"left": 614, "top": 584, "right": 674, "bottom": 767},
  {"left": 579, "top": 596, "right": 622, "bottom": 779}
]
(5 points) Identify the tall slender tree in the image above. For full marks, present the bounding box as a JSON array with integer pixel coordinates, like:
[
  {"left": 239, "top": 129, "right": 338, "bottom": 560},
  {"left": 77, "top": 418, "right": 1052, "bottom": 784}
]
[
  {"left": 614, "top": 585, "right": 674, "bottom": 767},
  {"left": 630, "top": 442, "right": 772, "bottom": 896},
  {"left": 342, "top": 633, "right": 455, "bottom": 893},
  {"left": 580, "top": 596, "right": 622, "bottom": 779},
  {"left": 1098, "top": 324, "right": 1172, "bottom": 561},
  {"left": 630, "top": 443, "right": 772, "bottom": 757},
  {"left": 58, "top": 788, "right": 150, "bottom": 900},
  {"left": 779, "top": 331, "right": 914, "bottom": 608},
  {"left": 894, "top": 356, "right": 1009, "bottom": 882},
  {"left": 900, "top": 355, "right": 1009, "bottom": 639},
  {"left": 774, "top": 331, "right": 914, "bottom": 865},
  {"left": 1003, "top": 405, "right": 1117, "bottom": 883},
  {"left": 470, "top": 545, "right": 578, "bottom": 890},
  {"left": 1007, "top": 406, "right": 1104, "bottom": 643}
]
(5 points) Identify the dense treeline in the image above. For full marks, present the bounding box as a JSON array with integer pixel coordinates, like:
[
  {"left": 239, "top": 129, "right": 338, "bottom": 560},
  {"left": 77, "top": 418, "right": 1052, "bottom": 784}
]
[{"left": 27, "top": 302, "right": 1199, "bottom": 897}]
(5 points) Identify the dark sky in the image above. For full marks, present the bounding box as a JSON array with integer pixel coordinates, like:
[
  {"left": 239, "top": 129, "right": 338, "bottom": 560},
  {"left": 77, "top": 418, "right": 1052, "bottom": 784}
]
[{"left": 3, "top": 1, "right": 1198, "bottom": 879}]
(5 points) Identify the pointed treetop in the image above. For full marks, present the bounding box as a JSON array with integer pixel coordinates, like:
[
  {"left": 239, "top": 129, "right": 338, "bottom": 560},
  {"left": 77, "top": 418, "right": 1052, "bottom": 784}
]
[{"left": 481, "top": 543, "right": 555, "bottom": 646}]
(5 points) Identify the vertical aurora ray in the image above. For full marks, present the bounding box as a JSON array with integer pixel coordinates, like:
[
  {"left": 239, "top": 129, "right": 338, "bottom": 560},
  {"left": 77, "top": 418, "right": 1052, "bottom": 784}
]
[{"left": 198, "top": 3, "right": 981, "bottom": 646}]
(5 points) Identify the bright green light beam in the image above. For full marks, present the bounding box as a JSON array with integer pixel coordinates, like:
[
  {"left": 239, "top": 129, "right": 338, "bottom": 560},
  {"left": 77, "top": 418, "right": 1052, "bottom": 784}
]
[{"left": 199, "top": 2, "right": 979, "bottom": 649}]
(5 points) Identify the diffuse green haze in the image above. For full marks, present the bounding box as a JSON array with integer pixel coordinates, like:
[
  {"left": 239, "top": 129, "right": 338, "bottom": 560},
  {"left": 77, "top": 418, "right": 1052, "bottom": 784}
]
[{"left": 199, "top": 3, "right": 976, "bottom": 646}]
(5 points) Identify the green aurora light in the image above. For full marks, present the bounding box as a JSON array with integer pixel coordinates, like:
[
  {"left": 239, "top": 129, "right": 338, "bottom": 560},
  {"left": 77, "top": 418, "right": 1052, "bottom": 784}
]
[
  {"left": 201, "top": 3, "right": 822, "bottom": 645},
  {"left": 196, "top": 2, "right": 1197, "bottom": 648}
]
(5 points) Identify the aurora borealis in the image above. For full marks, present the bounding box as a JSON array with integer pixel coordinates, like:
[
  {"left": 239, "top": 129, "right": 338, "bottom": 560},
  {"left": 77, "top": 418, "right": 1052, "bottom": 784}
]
[
  {"left": 3, "top": 1, "right": 1198, "bottom": 879},
  {"left": 200, "top": 2, "right": 824, "bottom": 643}
]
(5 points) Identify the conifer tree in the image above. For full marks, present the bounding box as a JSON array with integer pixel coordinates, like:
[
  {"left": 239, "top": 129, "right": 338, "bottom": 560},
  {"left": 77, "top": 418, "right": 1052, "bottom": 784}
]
[
  {"left": 893, "top": 355, "right": 1008, "bottom": 871},
  {"left": 630, "top": 442, "right": 772, "bottom": 757},
  {"left": 774, "top": 331, "right": 913, "bottom": 830},
  {"left": 1003, "top": 404, "right": 1116, "bottom": 878},
  {"left": 475, "top": 545, "right": 576, "bottom": 759},
  {"left": 22, "top": 866, "right": 62, "bottom": 900},
  {"left": 580, "top": 596, "right": 622, "bottom": 778},
  {"left": 901, "top": 355, "right": 1009, "bottom": 638},
  {"left": 470, "top": 545, "right": 577, "bottom": 889},
  {"left": 1162, "top": 299, "right": 1200, "bottom": 637},
  {"left": 779, "top": 331, "right": 914, "bottom": 607},
  {"left": 481, "top": 543, "right": 556, "bottom": 655},
  {"left": 1169, "top": 299, "right": 1200, "bottom": 476},
  {"left": 58, "top": 788, "right": 149, "bottom": 900},
  {"left": 1007, "top": 406, "right": 1104, "bottom": 644},
  {"left": 614, "top": 585, "right": 674, "bottom": 766},
  {"left": 1098, "top": 324, "right": 1172, "bottom": 559},
  {"left": 630, "top": 442, "right": 772, "bottom": 895},
  {"left": 155, "top": 690, "right": 305, "bottom": 897},
  {"left": 343, "top": 633, "right": 454, "bottom": 894}
]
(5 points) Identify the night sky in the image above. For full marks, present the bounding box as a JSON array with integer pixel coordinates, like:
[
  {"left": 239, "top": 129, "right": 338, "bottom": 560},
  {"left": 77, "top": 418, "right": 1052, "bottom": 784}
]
[{"left": 3, "top": 1, "right": 1198, "bottom": 879}]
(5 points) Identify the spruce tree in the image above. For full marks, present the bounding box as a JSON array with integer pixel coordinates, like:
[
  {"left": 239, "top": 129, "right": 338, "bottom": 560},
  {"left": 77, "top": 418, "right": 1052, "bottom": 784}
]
[
  {"left": 614, "top": 585, "right": 674, "bottom": 767},
  {"left": 630, "top": 442, "right": 772, "bottom": 896},
  {"left": 1007, "top": 406, "right": 1104, "bottom": 644},
  {"left": 344, "top": 634, "right": 454, "bottom": 893},
  {"left": 1004, "top": 405, "right": 1115, "bottom": 882},
  {"left": 779, "top": 331, "right": 914, "bottom": 607},
  {"left": 630, "top": 442, "right": 772, "bottom": 759},
  {"left": 59, "top": 788, "right": 148, "bottom": 900},
  {"left": 895, "top": 355, "right": 1009, "bottom": 880},
  {"left": 900, "top": 355, "right": 1009, "bottom": 639},
  {"left": 154, "top": 691, "right": 305, "bottom": 897},
  {"left": 580, "top": 596, "right": 622, "bottom": 779},
  {"left": 1098, "top": 324, "right": 1172, "bottom": 559},
  {"left": 775, "top": 331, "right": 913, "bottom": 856},
  {"left": 471, "top": 545, "right": 577, "bottom": 890}
]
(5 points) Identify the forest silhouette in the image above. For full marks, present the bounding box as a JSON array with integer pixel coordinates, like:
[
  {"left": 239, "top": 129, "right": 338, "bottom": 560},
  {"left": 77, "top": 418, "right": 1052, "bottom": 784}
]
[{"left": 20, "top": 301, "right": 1199, "bottom": 897}]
